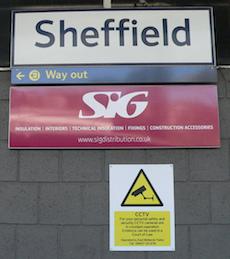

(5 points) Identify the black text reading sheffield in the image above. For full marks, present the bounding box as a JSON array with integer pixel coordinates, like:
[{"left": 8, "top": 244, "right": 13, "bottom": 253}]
[{"left": 35, "top": 18, "right": 191, "bottom": 48}]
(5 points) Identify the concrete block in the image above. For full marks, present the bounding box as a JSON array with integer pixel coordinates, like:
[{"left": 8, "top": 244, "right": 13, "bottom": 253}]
[
  {"left": 40, "top": 183, "right": 81, "bottom": 224},
  {"left": 61, "top": 226, "right": 101, "bottom": 259},
  {"left": 191, "top": 225, "right": 230, "bottom": 259},
  {"left": 175, "top": 183, "right": 210, "bottom": 224},
  {"left": 82, "top": 183, "right": 108, "bottom": 225},
  {"left": 0, "top": 71, "right": 10, "bottom": 100},
  {"left": 20, "top": 150, "right": 59, "bottom": 182},
  {"left": 0, "top": 183, "right": 37, "bottom": 223},
  {"left": 217, "top": 69, "right": 226, "bottom": 98},
  {"left": 0, "top": 141, "right": 17, "bottom": 180},
  {"left": 63, "top": 150, "right": 103, "bottom": 181},
  {"left": 219, "top": 99, "right": 230, "bottom": 138},
  {"left": 0, "top": 225, "right": 15, "bottom": 259},
  {"left": 102, "top": 226, "right": 146, "bottom": 259},
  {"left": 189, "top": 140, "right": 229, "bottom": 181},
  {"left": 105, "top": 150, "right": 146, "bottom": 181},
  {"left": 104, "top": 251, "right": 146, "bottom": 259},
  {"left": 147, "top": 226, "right": 189, "bottom": 259},
  {"left": 146, "top": 149, "right": 188, "bottom": 181},
  {"left": 17, "top": 225, "right": 57, "bottom": 259},
  {"left": 227, "top": 81, "right": 230, "bottom": 98},
  {"left": 0, "top": 100, "right": 8, "bottom": 140},
  {"left": 211, "top": 183, "right": 230, "bottom": 223},
  {"left": 221, "top": 68, "right": 230, "bottom": 82}
]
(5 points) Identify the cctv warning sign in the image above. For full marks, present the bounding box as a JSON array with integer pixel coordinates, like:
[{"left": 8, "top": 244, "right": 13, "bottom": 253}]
[
  {"left": 121, "top": 169, "right": 163, "bottom": 206},
  {"left": 109, "top": 164, "right": 175, "bottom": 251}
]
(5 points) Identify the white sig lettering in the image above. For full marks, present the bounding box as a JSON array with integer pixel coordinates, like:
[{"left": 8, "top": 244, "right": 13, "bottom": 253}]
[{"left": 79, "top": 91, "right": 149, "bottom": 119}]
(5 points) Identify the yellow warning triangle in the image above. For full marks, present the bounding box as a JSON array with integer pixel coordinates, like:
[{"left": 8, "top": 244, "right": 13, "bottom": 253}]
[{"left": 121, "top": 169, "right": 163, "bottom": 206}]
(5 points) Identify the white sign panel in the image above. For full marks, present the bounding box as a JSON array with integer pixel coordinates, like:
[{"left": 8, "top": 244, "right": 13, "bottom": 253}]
[
  {"left": 12, "top": 9, "right": 215, "bottom": 66},
  {"left": 109, "top": 164, "right": 175, "bottom": 251}
]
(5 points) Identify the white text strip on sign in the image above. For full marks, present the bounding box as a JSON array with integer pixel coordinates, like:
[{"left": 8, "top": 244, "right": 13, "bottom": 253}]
[{"left": 12, "top": 8, "right": 215, "bottom": 66}]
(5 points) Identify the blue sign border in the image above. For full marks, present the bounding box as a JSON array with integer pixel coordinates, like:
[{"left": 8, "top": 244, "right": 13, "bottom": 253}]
[{"left": 11, "top": 65, "right": 217, "bottom": 85}]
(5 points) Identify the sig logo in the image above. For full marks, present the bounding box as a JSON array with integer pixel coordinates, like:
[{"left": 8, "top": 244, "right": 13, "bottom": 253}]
[{"left": 79, "top": 91, "right": 149, "bottom": 119}]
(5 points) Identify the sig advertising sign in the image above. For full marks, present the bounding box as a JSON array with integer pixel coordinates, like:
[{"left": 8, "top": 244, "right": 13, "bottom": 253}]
[
  {"left": 11, "top": 8, "right": 215, "bottom": 66},
  {"left": 9, "top": 85, "right": 220, "bottom": 149},
  {"left": 110, "top": 164, "right": 175, "bottom": 251}
]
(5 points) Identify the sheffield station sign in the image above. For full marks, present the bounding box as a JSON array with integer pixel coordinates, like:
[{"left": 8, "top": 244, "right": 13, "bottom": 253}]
[
  {"left": 11, "top": 8, "right": 216, "bottom": 85},
  {"left": 12, "top": 9, "right": 214, "bottom": 65}
]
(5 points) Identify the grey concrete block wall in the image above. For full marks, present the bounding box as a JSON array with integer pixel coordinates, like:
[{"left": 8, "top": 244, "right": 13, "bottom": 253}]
[
  {"left": 16, "top": 225, "right": 58, "bottom": 259},
  {"left": 0, "top": 225, "right": 15, "bottom": 259},
  {"left": 20, "top": 150, "right": 59, "bottom": 182},
  {"left": 191, "top": 226, "right": 230, "bottom": 259},
  {"left": 61, "top": 226, "right": 102, "bottom": 259},
  {"left": 39, "top": 183, "right": 82, "bottom": 224},
  {"left": 0, "top": 69, "right": 229, "bottom": 259},
  {"left": 0, "top": 183, "right": 37, "bottom": 223}
]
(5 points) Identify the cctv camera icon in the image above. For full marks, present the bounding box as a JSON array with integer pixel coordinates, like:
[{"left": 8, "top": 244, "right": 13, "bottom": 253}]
[{"left": 131, "top": 185, "right": 154, "bottom": 200}]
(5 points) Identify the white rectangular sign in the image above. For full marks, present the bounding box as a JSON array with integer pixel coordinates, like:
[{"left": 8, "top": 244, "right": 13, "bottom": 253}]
[
  {"left": 12, "top": 8, "right": 215, "bottom": 66},
  {"left": 109, "top": 164, "right": 175, "bottom": 251}
]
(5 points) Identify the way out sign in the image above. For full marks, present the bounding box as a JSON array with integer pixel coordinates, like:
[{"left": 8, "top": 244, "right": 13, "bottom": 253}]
[{"left": 109, "top": 164, "right": 175, "bottom": 251}]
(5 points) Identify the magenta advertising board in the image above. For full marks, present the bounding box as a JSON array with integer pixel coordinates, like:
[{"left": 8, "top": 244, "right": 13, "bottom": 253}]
[{"left": 9, "top": 85, "right": 220, "bottom": 149}]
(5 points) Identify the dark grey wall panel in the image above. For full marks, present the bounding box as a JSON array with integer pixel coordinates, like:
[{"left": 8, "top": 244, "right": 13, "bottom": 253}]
[
  {"left": 1, "top": 0, "right": 102, "bottom": 7},
  {"left": 215, "top": 6, "right": 230, "bottom": 65},
  {"left": 0, "top": 68, "right": 230, "bottom": 258},
  {"left": 0, "top": 9, "right": 10, "bottom": 67}
]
